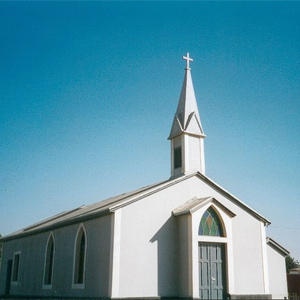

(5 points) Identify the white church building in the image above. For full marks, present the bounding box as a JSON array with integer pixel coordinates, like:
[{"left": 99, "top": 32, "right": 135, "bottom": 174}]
[{"left": 0, "top": 54, "right": 289, "bottom": 299}]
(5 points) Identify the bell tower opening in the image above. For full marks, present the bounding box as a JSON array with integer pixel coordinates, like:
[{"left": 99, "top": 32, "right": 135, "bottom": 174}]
[{"left": 174, "top": 146, "right": 182, "bottom": 169}]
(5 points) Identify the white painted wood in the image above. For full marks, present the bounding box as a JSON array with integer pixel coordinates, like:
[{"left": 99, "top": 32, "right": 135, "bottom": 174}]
[
  {"left": 110, "top": 210, "right": 122, "bottom": 298},
  {"left": 169, "top": 56, "right": 206, "bottom": 177},
  {"left": 183, "top": 52, "right": 193, "bottom": 70},
  {"left": 267, "top": 241, "right": 288, "bottom": 299},
  {"left": 260, "top": 222, "right": 270, "bottom": 294}
]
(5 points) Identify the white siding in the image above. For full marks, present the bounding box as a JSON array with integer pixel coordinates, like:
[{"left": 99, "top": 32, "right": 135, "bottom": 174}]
[
  {"left": 0, "top": 215, "right": 112, "bottom": 298},
  {"left": 117, "top": 175, "right": 268, "bottom": 298},
  {"left": 267, "top": 243, "right": 288, "bottom": 299}
]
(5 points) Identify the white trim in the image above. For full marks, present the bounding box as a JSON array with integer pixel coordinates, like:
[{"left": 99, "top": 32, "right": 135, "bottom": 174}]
[
  {"left": 200, "top": 138, "right": 205, "bottom": 174},
  {"left": 42, "top": 232, "right": 55, "bottom": 289},
  {"left": 109, "top": 210, "right": 122, "bottom": 298},
  {"left": 266, "top": 237, "right": 289, "bottom": 256},
  {"left": 170, "top": 140, "right": 174, "bottom": 177},
  {"left": 261, "top": 222, "right": 270, "bottom": 293},
  {"left": 11, "top": 251, "right": 21, "bottom": 285},
  {"left": 225, "top": 213, "right": 235, "bottom": 295},
  {"left": 183, "top": 134, "right": 189, "bottom": 174},
  {"left": 72, "top": 223, "right": 87, "bottom": 289},
  {"left": 188, "top": 214, "right": 193, "bottom": 297},
  {"left": 108, "top": 214, "right": 114, "bottom": 296}
]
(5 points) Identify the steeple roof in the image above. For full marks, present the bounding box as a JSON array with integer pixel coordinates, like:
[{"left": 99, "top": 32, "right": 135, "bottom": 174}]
[{"left": 168, "top": 53, "right": 205, "bottom": 139}]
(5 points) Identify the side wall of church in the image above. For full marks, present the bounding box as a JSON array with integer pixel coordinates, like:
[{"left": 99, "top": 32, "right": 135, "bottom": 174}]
[
  {"left": 267, "top": 244, "right": 288, "bottom": 299},
  {"left": 0, "top": 215, "right": 112, "bottom": 298},
  {"left": 116, "top": 175, "right": 267, "bottom": 298},
  {"left": 230, "top": 206, "right": 266, "bottom": 295}
]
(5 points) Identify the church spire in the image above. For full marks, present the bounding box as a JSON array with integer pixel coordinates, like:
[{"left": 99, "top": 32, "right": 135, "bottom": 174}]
[{"left": 169, "top": 53, "right": 206, "bottom": 178}]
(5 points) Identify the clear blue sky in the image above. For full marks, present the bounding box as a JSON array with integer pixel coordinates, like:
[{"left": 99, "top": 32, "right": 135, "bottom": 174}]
[{"left": 1, "top": 2, "right": 299, "bottom": 261}]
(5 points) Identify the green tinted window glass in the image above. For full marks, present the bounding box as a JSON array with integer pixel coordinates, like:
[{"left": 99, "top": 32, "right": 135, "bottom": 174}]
[{"left": 199, "top": 207, "right": 223, "bottom": 237}]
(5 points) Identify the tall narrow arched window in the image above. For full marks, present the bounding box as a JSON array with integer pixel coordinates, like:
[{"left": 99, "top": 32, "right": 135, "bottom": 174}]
[
  {"left": 44, "top": 233, "right": 55, "bottom": 286},
  {"left": 73, "top": 225, "right": 87, "bottom": 285},
  {"left": 199, "top": 207, "right": 224, "bottom": 237}
]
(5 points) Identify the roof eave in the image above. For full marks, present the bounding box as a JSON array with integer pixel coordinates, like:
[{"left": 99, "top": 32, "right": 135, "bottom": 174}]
[
  {"left": 266, "top": 237, "right": 290, "bottom": 256},
  {"left": 168, "top": 131, "right": 206, "bottom": 140},
  {"left": 0, "top": 208, "right": 112, "bottom": 243},
  {"left": 194, "top": 172, "right": 271, "bottom": 226}
]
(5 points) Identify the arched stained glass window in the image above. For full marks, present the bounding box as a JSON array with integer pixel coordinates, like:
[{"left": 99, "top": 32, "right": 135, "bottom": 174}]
[
  {"left": 74, "top": 225, "right": 87, "bottom": 285},
  {"left": 44, "top": 233, "right": 55, "bottom": 285},
  {"left": 199, "top": 207, "right": 224, "bottom": 236}
]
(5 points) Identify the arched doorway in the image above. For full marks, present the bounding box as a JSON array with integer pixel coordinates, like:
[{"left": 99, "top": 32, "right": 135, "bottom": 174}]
[{"left": 198, "top": 207, "right": 227, "bottom": 299}]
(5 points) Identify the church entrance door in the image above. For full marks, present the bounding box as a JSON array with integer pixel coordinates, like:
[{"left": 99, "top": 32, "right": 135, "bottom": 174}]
[{"left": 198, "top": 243, "right": 226, "bottom": 299}]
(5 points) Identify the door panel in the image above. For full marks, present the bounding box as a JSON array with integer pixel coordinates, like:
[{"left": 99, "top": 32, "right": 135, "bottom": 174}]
[
  {"left": 199, "top": 244, "right": 210, "bottom": 299},
  {"left": 199, "top": 243, "right": 226, "bottom": 299}
]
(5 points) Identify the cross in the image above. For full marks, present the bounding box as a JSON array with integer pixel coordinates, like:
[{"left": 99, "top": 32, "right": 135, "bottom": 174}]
[{"left": 182, "top": 52, "right": 193, "bottom": 70}]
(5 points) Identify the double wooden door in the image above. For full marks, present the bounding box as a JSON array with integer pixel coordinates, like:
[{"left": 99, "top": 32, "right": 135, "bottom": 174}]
[{"left": 198, "top": 243, "right": 226, "bottom": 299}]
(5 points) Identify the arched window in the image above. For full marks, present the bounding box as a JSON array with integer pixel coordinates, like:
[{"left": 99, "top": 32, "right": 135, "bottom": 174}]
[
  {"left": 73, "top": 225, "right": 87, "bottom": 285},
  {"left": 199, "top": 207, "right": 224, "bottom": 237},
  {"left": 44, "top": 233, "right": 55, "bottom": 286}
]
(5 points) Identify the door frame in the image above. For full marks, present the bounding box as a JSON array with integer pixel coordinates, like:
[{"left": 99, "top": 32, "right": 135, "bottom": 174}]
[{"left": 190, "top": 203, "right": 235, "bottom": 297}]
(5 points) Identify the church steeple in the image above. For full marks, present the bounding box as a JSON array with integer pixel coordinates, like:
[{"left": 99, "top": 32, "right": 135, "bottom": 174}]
[{"left": 168, "top": 53, "right": 206, "bottom": 178}]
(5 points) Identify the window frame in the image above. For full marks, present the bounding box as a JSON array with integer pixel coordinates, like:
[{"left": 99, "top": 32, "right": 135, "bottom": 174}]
[
  {"left": 11, "top": 251, "right": 21, "bottom": 285},
  {"left": 43, "top": 232, "right": 55, "bottom": 289},
  {"left": 72, "top": 224, "right": 87, "bottom": 289}
]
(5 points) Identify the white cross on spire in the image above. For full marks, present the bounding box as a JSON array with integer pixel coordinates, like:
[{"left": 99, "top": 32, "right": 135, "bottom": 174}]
[{"left": 182, "top": 52, "right": 193, "bottom": 70}]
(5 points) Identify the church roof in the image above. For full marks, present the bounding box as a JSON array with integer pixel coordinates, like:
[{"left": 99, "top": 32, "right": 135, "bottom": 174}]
[
  {"left": 266, "top": 237, "right": 289, "bottom": 256},
  {"left": 1, "top": 172, "right": 271, "bottom": 242},
  {"left": 168, "top": 56, "right": 205, "bottom": 139}
]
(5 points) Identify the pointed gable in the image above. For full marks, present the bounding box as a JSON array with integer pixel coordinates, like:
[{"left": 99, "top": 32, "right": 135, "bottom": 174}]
[{"left": 172, "top": 196, "right": 236, "bottom": 218}]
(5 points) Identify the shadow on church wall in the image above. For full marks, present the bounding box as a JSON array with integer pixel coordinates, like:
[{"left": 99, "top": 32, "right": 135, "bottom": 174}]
[{"left": 150, "top": 216, "right": 179, "bottom": 297}]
